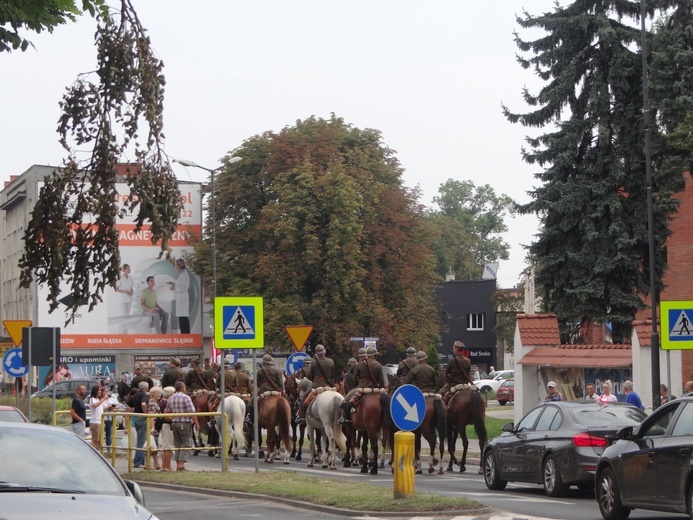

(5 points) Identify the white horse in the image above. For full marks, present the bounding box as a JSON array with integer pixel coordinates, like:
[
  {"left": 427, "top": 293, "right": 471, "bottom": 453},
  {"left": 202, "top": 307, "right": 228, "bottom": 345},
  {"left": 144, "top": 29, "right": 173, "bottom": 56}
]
[
  {"left": 305, "top": 390, "right": 347, "bottom": 470},
  {"left": 214, "top": 395, "right": 247, "bottom": 460}
]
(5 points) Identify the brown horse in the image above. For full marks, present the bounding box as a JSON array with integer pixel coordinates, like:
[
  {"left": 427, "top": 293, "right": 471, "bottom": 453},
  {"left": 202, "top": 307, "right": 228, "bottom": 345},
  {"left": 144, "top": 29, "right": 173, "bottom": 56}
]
[
  {"left": 414, "top": 395, "right": 447, "bottom": 475},
  {"left": 256, "top": 394, "right": 293, "bottom": 464},
  {"left": 192, "top": 391, "right": 219, "bottom": 456},
  {"left": 284, "top": 374, "right": 308, "bottom": 460},
  {"left": 349, "top": 392, "right": 394, "bottom": 475},
  {"left": 446, "top": 388, "right": 487, "bottom": 473}
]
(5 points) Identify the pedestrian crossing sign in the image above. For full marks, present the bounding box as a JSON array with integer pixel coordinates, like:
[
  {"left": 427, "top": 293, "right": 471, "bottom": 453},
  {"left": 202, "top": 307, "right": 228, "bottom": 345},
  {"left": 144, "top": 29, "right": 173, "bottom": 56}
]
[
  {"left": 661, "top": 300, "right": 693, "bottom": 350},
  {"left": 214, "top": 297, "right": 264, "bottom": 349}
]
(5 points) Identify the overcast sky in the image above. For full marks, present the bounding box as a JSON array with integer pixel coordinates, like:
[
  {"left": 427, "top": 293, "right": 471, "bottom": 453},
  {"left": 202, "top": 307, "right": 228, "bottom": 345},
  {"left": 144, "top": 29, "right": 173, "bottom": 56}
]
[{"left": 2, "top": 0, "right": 559, "bottom": 288}]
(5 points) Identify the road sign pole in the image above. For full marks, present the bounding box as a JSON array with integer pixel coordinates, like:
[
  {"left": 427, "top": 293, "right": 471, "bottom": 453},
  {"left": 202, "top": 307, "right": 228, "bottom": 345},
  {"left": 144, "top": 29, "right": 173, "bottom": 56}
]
[
  {"left": 252, "top": 348, "right": 259, "bottom": 473},
  {"left": 393, "top": 431, "right": 415, "bottom": 498}
]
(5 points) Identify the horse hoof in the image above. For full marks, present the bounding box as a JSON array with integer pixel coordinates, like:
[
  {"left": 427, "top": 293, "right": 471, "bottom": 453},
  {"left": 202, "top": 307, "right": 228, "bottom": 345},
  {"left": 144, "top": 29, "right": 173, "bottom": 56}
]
[
  {"left": 416, "top": 469, "right": 423, "bottom": 474},
  {"left": 459, "top": 466, "right": 467, "bottom": 473},
  {"left": 322, "top": 464, "right": 328, "bottom": 469},
  {"left": 370, "top": 468, "right": 378, "bottom": 475},
  {"left": 432, "top": 457, "right": 439, "bottom": 466},
  {"left": 360, "top": 466, "right": 369, "bottom": 474},
  {"left": 258, "top": 451, "right": 265, "bottom": 458},
  {"left": 233, "top": 454, "right": 239, "bottom": 461},
  {"left": 284, "top": 460, "right": 290, "bottom": 465},
  {"left": 428, "top": 467, "right": 435, "bottom": 474},
  {"left": 343, "top": 461, "right": 351, "bottom": 468},
  {"left": 193, "top": 451, "right": 200, "bottom": 457},
  {"left": 295, "top": 454, "right": 302, "bottom": 461},
  {"left": 307, "top": 463, "right": 314, "bottom": 468},
  {"left": 208, "top": 451, "right": 215, "bottom": 457},
  {"left": 446, "top": 466, "right": 453, "bottom": 472}
]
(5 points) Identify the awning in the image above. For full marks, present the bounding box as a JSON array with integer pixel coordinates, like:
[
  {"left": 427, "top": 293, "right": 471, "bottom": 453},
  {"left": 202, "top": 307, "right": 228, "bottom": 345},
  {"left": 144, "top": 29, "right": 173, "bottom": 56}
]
[{"left": 517, "top": 345, "right": 632, "bottom": 368}]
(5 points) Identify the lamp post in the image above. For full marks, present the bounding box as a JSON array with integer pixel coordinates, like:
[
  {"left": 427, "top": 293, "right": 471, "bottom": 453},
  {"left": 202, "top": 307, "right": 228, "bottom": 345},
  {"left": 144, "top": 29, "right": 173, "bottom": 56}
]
[{"left": 176, "top": 156, "right": 242, "bottom": 470}]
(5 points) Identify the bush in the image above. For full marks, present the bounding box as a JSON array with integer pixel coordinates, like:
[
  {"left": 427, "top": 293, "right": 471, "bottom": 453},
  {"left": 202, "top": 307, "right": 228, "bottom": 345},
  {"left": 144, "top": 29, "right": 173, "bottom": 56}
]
[{"left": 0, "top": 395, "right": 73, "bottom": 425}]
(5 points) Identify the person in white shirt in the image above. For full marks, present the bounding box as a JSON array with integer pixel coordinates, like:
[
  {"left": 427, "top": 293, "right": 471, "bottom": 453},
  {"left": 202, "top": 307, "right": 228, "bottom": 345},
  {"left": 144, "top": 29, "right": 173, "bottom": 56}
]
[
  {"left": 89, "top": 385, "right": 111, "bottom": 450},
  {"left": 116, "top": 263, "right": 134, "bottom": 315},
  {"left": 585, "top": 383, "right": 600, "bottom": 401},
  {"left": 598, "top": 380, "right": 618, "bottom": 403},
  {"left": 169, "top": 259, "right": 191, "bottom": 334}
]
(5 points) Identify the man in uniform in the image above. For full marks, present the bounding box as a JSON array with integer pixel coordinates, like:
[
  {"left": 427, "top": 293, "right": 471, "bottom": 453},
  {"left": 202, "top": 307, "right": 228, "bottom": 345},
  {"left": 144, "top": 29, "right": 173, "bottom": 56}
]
[
  {"left": 396, "top": 347, "right": 418, "bottom": 378},
  {"left": 234, "top": 361, "right": 254, "bottom": 423},
  {"left": 184, "top": 359, "right": 211, "bottom": 395},
  {"left": 339, "top": 346, "right": 385, "bottom": 423},
  {"left": 405, "top": 351, "right": 437, "bottom": 393},
  {"left": 296, "top": 344, "right": 336, "bottom": 424},
  {"left": 295, "top": 357, "right": 312, "bottom": 380},
  {"left": 130, "top": 365, "right": 154, "bottom": 390},
  {"left": 440, "top": 341, "right": 476, "bottom": 404},
  {"left": 257, "top": 354, "right": 284, "bottom": 394},
  {"left": 216, "top": 360, "right": 238, "bottom": 393},
  {"left": 161, "top": 357, "right": 184, "bottom": 388}
]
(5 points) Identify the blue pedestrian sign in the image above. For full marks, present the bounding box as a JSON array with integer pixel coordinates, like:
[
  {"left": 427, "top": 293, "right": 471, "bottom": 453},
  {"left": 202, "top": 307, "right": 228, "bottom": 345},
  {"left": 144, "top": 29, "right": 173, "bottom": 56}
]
[
  {"left": 661, "top": 300, "right": 693, "bottom": 350},
  {"left": 3, "top": 347, "right": 28, "bottom": 378},
  {"left": 214, "top": 297, "right": 264, "bottom": 349},
  {"left": 390, "top": 384, "right": 426, "bottom": 431},
  {"left": 286, "top": 352, "right": 310, "bottom": 375}
]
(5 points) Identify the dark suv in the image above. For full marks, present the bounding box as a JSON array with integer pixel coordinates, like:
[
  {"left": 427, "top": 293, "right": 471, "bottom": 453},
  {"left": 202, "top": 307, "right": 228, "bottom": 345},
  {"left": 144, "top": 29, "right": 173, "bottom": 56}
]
[{"left": 31, "top": 378, "right": 97, "bottom": 400}]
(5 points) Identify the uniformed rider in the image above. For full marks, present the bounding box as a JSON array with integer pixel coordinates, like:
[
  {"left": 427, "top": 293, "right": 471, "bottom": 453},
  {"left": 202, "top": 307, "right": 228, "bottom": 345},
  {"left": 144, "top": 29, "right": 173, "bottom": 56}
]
[
  {"left": 295, "top": 357, "right": 312, "bottom": 380},
  {"left": 405, "top": 351, "right": 437, "bottom": 393},
  {"left": 161, "top": 357, "right": 183, "bottom": 388},
  {"left": 339, "top": 346, "right": 385, "bottom": 424},
  {"left": 396, "top": 347, "right": 418, "bottom": 378},
  {"left": 440, "top": 341, "right": 476, "bottom": 404},
  {"left": 215, "top": 360, "right": 238, "bottom": 393},
  {"left": 296, "top": 344, "right": 336, "bottom": 424},
  {"left": 184, "top": 359, "right": 211, "bottom": 395},
  {"left": 257, "top": 354, "right": 284, "bottom": 394}
]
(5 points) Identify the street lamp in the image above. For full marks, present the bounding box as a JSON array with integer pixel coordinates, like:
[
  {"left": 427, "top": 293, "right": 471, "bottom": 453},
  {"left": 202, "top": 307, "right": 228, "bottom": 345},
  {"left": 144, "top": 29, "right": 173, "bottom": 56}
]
[{"left": 176, "top": 155, "right": 242, "bottom": 471}]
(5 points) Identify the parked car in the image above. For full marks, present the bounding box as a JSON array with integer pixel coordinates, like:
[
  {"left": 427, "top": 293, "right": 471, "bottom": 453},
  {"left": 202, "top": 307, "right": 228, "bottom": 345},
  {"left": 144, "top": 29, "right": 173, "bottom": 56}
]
[
  {"left": 0, "top": 421, "right": 155, "bottom": 519},
  {"left": 595, "top": 394, "right": 693, "bottom": 520},
  {"left": 0, "top": 405, "right": 29, "bottom": 423},
  {"left": 474, "top": 369, "right": 514, "bottom": 394},
  {"left": 31, "top": 378, "right": 97, "bottom": 400},
  {"left": 496, "top": 379, "right": 514, "bottom": 405},
  {"left": 483, "top": 401, "right": 647, "bottom": 497}
]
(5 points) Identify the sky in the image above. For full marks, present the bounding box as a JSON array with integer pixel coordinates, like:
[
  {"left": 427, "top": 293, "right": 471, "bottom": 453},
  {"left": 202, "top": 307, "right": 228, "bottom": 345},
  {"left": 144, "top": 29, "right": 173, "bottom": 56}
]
[{"left": 1, "top": 0, "right": 559, "bottom": 289}]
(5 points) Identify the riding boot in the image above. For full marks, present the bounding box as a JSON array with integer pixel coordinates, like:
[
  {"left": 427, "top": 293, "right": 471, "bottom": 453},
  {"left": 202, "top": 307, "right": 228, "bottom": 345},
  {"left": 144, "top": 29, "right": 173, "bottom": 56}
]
[
  {"left": 245, "top": 406, "right": 254, "bottom": 424},
  {"left": 338, "top": 401, "right": 351, "bottom": 424},
  {"left": 295, "top": 402, "right": 306, "bottom": 424},
  {"left": 442, "top": 391, "right": 452, "bottom": 405}
]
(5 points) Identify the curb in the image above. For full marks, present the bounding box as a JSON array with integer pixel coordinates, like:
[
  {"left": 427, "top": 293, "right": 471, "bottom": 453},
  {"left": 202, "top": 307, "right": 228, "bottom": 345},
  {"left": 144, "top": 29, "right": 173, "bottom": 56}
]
[{"left": 135, "top": 481, "right": 494, "bottom": 518}]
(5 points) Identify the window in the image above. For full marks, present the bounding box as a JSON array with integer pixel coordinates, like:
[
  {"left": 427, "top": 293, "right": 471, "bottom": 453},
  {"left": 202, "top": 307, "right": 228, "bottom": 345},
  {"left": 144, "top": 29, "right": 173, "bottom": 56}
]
[{"left": 467, "top": 313, "right": 485, "bottom": 331}]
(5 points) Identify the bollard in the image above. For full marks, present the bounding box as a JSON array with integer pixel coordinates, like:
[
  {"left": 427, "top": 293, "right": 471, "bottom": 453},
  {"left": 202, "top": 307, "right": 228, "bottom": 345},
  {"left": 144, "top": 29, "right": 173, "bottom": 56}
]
[{"left": 393, "top": 430, "right": 415, "bottom": 499}]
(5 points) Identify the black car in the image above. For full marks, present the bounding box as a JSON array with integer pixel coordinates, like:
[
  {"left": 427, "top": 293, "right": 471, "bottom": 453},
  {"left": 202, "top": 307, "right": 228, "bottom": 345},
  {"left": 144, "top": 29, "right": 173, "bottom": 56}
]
[
  {"left": 595, "top": 394, "right": 693, "bottom": 520},
  {"left": 31, "top": 378, "right": 97, "bottom": 400},
  {"left": 483, "top": 401, "right": 647, "bottom": 497}
]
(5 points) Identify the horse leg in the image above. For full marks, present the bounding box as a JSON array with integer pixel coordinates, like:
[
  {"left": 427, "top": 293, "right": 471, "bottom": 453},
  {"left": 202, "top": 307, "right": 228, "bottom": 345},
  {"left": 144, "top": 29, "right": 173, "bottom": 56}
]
[
  {"left": 447, "top": 425, "right": 457, "bottom": 472},
  {"left": 360, "top": 434, "right": 369, "bottom": 474},
  {"left": 369, "top": 433, "right": 379, "bottom": 475},
  {"left": 459, "top": 430, "right": 469, "bottom": 473},
  {"left": 297, "top": 423, "right": 305, "bottom": 462},
  {"left": 307, "top": 425, "right": 316, "bottom": 467},
  {"left": 414, "top": 432, "right": 423, "bottom": 474},
  {"left": 424, "top": 431, "right": 439, "bottom": 474}
]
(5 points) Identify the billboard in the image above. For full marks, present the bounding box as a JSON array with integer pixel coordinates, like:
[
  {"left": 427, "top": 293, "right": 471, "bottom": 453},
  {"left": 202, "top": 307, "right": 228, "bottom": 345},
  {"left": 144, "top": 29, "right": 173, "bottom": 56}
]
[
  {"left": 37, "top": 181, "right": 204, "bottom": 349},
  {"left": 37, "top": 354, "right": 116, "bottom": 390}
]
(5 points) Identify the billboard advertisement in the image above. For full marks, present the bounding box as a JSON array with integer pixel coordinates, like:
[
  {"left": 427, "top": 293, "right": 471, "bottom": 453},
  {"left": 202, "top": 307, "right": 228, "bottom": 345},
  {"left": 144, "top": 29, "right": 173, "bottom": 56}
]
[
  {"left": 37, "top": 181, "right": 204, "bottom": 350},
  {"left": 37, "top": 354, "right": 116, "bottom": 390}
]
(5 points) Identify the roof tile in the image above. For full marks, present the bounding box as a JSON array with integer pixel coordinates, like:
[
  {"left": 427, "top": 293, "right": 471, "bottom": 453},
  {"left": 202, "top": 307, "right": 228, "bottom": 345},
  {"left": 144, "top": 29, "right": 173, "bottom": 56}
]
[
  {"left": 516, "top": 314, "right": 561, "bottom": 346},
  {"left": 517, "top": 344, "right": 632, "bottom": 368}
]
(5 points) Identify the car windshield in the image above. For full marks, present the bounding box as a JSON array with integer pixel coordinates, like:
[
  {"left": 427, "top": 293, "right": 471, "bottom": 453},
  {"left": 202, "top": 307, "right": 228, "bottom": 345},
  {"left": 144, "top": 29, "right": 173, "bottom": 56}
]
[
  {"left": 570, "top": 405, "right": 646, "bottom": 427},
  {"left": 0, "top": 410, "right": 25, "bottom": 423},
  {"left": 0, "top": 426, "right": 125, "bottom": 494}
]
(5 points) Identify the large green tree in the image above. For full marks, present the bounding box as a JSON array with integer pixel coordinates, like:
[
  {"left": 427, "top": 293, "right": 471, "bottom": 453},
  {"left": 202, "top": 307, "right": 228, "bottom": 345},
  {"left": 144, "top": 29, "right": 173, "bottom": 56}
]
[
  {"left": 188, "top": 115, "right": 440, "bottom": 355},
  {"left": 505, "top": 1, "right": 684, "bottom": 342},
  {"left": 427, "top": 179, "right": 515, "bottom": 279}
]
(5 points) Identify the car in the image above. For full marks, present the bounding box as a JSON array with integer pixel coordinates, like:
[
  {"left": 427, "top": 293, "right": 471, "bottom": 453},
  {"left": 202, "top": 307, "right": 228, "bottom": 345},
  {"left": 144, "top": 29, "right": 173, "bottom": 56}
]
[
  {"left": 496, "top": 379, "right": 514, "bottom": 405},
  {"left": 0, "top": 421, "right": 156, "bottom": 519},
  {"left": 31, "top": 378, "right": 97, "bottom": 400},
  {"left": 483, "top": 401, "right": 647, "bottom": 497},
  {"left": 0, "top": 405, "right": 29, "bottom": 423},
  {"left": 595, "top": 394, "right": 693, "bottom": 520},
  {"left": 474, "top": 369, "right": 514, "bottom": 394}
]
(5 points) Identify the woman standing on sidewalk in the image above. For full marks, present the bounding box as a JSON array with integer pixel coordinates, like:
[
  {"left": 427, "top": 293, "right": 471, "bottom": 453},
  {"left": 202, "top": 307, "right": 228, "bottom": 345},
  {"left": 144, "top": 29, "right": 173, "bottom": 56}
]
[
  {"left": 159, "top": 386, "right": 175, "bottom": 471},
  {"left": 89, "top": 385, "right": 111, "bottom": 451},
  {"left": 146, "top": 387, "right": 163, "bottom": 469}
]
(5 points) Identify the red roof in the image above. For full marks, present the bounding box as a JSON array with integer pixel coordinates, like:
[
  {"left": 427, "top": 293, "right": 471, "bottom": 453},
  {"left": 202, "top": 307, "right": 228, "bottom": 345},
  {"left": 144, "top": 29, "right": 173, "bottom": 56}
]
[
  {"left": 517, "top": 344, "right": 632, "bottom": 368},
  {"left": 516, "top": 314, "right": 561, "bottom": 346},
  {"left": 632, "top": 319, "right": 657, "bottom": 348}
]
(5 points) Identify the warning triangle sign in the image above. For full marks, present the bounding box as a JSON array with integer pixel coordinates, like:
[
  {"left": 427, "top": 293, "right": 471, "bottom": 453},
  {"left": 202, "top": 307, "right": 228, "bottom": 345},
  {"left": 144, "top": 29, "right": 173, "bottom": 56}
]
[
  {"left": 671, "top": 310, "right": 693, "bottom": 338},
  {"left": 3, "top": 320, "right": 32, "bottom": 346},
  {"left": 224, "top": 307, "right": 255, "bottom": 336},
  {"left": 285, "top": 325, "right": 313, "bottom": 352}
]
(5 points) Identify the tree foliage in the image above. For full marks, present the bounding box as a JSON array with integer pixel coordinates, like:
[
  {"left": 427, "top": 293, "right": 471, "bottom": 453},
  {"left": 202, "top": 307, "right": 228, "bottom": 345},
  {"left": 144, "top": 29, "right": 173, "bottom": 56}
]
[
  {"left": 0, "top": 0, "right": 106, "bottom": 52},
  {"left": 505, "top": 1, "right": 687, "bottom": 342},
  {"left": 187, "top": 115, "right": 440, "bottom": 355},
  {"left": 427, "top": 180, "right": 515, "bottom": 280},
  {"left": 19, "top": 0, "right": 179, "bottom": 321}
]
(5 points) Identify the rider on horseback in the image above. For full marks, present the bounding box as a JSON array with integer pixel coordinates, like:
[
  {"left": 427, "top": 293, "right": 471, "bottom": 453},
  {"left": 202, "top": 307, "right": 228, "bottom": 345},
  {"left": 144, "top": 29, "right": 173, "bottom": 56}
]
[
  {"left": 440, "top": 341, "right": 477, "bottom": 404},
  {"left": 233, "top": 362, "right": 254, "bottom": 423},
  {"left": 405, "top": 351, "right": 437, "bottom": 392},
  {"left": 396, "top": 347, "right": 418, "bottom": 378},
  {"left": 296, "top": 345, "right": 336, "bottom": 424},
  {"left": 215, "top": 360, "right": 238, "bottom": 394},
  {"left": 184, "top": 359, "right": 212, "bottom": 396},
  {"left": 295, "top": 357, "right": 312, "bottom": 380},
  {"left": 339, "top": 346, "right": 385, "bottom": 424}
]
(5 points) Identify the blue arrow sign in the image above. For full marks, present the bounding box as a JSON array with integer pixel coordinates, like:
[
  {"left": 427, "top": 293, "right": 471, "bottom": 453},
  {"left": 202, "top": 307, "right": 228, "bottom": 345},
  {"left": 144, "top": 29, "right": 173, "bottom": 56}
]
[
  {"left": 286, "top": 352, "right": 309, "bottom": 375},
  {"left": 390, "top": 384, "right": 426, "bottom": 431},
  {"left": 3, "top": 347, "right": 28, "bottom": 378}
]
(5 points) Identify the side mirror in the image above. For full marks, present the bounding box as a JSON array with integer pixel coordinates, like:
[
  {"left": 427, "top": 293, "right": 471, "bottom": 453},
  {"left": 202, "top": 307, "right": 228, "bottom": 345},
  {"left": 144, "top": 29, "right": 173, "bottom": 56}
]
[
  {"left": 502, "top": 422, "right": 514, "bottom": 432},
  {"left": 125, "top": 480, "right": 146, "bottom": 506},
  {"left": 616, "top": 426, "right": 633, "bottom": 440}
]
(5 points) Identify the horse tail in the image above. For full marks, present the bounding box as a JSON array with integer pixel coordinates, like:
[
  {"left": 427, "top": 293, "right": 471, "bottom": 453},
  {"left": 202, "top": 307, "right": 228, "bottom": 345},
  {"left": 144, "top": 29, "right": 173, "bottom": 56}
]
[
  {"left": 332, "top": 394, "right": 347, "bottom": 454},
  {"left": 380, "top": 392, "right": 396, "bottom": 450},
  {"left": 278, "top": 397, "right": 293, "bottom": 452},
  {"left": 434, "top": 397, "right": 447, "bottom": 453},
  {"left": 471, "top": 390, "right": 488, "bottom": 449},
  {"left": 231, "top": 397, "right": 246, "bottom": 451}
]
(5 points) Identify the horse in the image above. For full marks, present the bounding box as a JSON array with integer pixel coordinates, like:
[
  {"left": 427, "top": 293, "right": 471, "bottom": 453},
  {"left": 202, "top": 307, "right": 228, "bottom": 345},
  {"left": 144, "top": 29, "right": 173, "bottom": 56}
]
[
  {"left": 305, "top": 390, "right": 347, "bottom": 470},
  {"left": 413, "top": 394, "right": 447, "bottom": 475},
  {"left": 192, "top": 391, "right": 219, "bottom": 456},
  {"left": 284, "top": 373, "right": 309, "bottom": 461},
  {"left": 349, "top": 391, "right": 394, "bottom": 475},
  {"left": 256, "top": 393, "right": 293, "bottom": 464},
  {"left": 446, "top": 387, "right": 487, "bottom": 473},
  {"left": 213, "top": 394, "right": 248, "bottom": 460}
]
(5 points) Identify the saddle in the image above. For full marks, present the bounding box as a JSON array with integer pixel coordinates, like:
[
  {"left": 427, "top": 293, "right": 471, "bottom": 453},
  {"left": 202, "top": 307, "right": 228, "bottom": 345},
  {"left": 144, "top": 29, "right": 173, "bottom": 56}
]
[
  {"left": 422, "top": 392, "right": 443, "bottom": 399},
  {"left": 258, "top": 390, "right": 283, "bottom": 412},
  {"left": 349, "top": 387, "right": 386, "bottom": 408}
]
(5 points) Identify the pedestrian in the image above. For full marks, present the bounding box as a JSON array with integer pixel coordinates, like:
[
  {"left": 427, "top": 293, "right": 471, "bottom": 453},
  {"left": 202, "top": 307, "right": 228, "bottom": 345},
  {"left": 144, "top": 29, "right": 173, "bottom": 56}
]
[
  {"left": 103, "top": 387, "right": 119, "bottom": 453},
  {"left": 623, "top": 380, "right": 643, "bottom": 409},
  {"left": 405, "top": 351, "right": 437, "bottom": 392},
  {"left": 132, "top": 381, "right": 150, "bottom": 468},
  {"left": 685, "top": 380, "right": 693, "bottom": 394},
  {"left": 166, "top": 381, "right": 199, "bottom": 472},
  {"left": 584, "top": 383, "right": 599, "bottom": 401},
  {"left": 439, "top": 341, "right": 475, "bottom": 405},
  {"left": 146, "top": 387, "right": 163, "bottom": 469},
  {"left": 159, "top": 386, "right": 175, "bottom": 471},
  {"left": 660, "top": 384, "right": 676, "bottom": 404},
  {"left": 544, "top": 381, "right": 563, "bottom": 402},
  {"left": 69, "top": 384, "right": 88, "bottom": 437},
  {"left": 88, "top": 385, "right": 111, "bottom": 450},
  {"left": 168, "top": 258, "right": 191, "bottom": 333},
  {"left": 599, "top": 380, "right": 618, "bottom": 403}
]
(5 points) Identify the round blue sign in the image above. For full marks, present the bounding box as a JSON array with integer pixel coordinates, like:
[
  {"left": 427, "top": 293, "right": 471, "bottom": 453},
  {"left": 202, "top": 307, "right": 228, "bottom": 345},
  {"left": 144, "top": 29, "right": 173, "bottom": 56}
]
[
  {"left": 2, "top": 347, "right": 28, "bottom": 377},
  {"left": 286, "top": 352, "right": 309, "bottom": 375},
  {"left": 390, "top": 384, "right": 426, "bottom": 431}
]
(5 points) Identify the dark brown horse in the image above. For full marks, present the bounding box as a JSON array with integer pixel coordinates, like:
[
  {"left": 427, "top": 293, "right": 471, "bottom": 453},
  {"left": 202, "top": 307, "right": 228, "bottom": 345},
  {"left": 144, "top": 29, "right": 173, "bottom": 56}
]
[
  {"left": 414, "top": 395, "right": 447, "bottom": 475},
  {"left": 349, "top": 392, "right": 394, "bottom": 475},
  {"left": 257, "top": 394, "right": 293, "bottom": 464},
  {"left": 284, "top": 374, "right": 308, "bottom": 460},
  {"left": 192, "top": 391, "right": 219, "bottom": 456},
  {"left": 446, "top": 388, "right": 487, "bottom": 473}
]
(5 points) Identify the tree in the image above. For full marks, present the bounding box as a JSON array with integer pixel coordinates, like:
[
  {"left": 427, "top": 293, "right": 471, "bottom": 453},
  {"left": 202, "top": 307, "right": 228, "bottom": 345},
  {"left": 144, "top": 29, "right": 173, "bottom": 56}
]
[
  {"left": 187, "top": 115, "right": 441, "bottom": 354},
  {"left": 505, "top": 2, "right": 683, "bottom": 342},
  {"left": 19, "top": 0, "right": 179, "bottom": 320},
  {"left": 427, "top": 180, "right": 515, "bottom": 280},
  {"left": 426, "top": 344, "right": 440, "bottom": 375},
  {"left": 0, "top": 0, "right": 106, "bottom": 52}
]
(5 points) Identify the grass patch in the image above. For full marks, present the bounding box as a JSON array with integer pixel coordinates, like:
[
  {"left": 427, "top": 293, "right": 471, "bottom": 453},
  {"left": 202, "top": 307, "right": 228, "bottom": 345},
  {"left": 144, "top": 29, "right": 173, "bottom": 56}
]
[
  {"left": 0, "top": 395, "right": 72, "bottom": 426},
  {"left": 129, "top": 470, "right": 485, "bottom": 513}
]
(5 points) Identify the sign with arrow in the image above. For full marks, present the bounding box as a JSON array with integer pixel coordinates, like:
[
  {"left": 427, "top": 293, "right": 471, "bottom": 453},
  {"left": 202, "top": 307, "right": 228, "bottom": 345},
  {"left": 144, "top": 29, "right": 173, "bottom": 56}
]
[{"left": 390, "top": 384, "right": 426, "bottom": 432}]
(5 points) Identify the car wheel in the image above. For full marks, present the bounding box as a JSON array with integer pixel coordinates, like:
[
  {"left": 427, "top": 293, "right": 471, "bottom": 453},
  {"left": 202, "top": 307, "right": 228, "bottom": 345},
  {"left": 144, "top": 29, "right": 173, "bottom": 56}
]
[
  {"left": 543, "top": 455, "right": 568, "bottom": 497},
  {"left": 498, "top": 400, "right": 507, "bottom": 406},
  {"left": 483, "top": 451, "right": 507, "bottom": 490},
  {"left": 480, "top": 386, "right": 492, "bottom": 395},
  {"left": 596, "top": 467, "right": 631, "bottom": 520}
]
